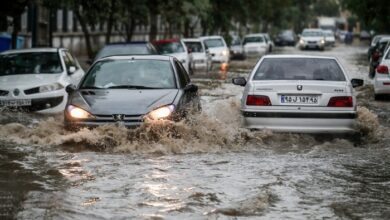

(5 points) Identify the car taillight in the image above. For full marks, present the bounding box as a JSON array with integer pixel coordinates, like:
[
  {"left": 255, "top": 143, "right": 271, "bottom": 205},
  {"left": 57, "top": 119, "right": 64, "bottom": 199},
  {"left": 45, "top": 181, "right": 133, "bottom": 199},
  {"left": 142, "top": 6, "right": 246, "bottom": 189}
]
[
  {"left": 246, "top": 95, "right": 272, "bottom": 106},
  {"left": 376, "top": 65, "right": 389, "bottom": 74},
  {"left": 327, "top": 96, "right": 353, "bottom": 107}
]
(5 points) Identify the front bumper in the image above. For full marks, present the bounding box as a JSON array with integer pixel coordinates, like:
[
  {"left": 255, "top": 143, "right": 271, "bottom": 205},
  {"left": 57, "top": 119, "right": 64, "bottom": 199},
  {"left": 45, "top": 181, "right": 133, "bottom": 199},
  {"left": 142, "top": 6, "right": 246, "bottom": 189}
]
[
  {"left": 242, "top": 111, "right": 356, "bottom": 133},
  {"left": 0, "top": 96, "right": 64, "bottom": 112},
  {"left": 64, "top": 114, "right": 144, "bottom": 130},
  {"left": 210, "top": 54, "right": 229, "bottom": 63},
  {"left": 299, "top": 42, "right": 325, "bottom": 50}
]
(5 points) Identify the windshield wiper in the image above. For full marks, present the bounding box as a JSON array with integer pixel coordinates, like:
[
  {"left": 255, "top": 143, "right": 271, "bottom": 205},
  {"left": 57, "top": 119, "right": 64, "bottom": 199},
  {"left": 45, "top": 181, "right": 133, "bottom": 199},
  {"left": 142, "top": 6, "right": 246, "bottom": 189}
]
[
  {"left": 106, "top": 85, "right": 160, "bottom": 89},
  {"left": 80, "top": 86, "right": 104, "bottom": 89}
]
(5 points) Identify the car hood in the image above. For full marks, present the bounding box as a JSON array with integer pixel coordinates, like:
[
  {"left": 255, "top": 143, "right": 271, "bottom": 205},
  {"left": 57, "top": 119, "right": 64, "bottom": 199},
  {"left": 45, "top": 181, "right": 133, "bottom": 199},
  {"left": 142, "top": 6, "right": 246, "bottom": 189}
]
[
  {"left": 0, "top": 74, "right": 62, "bottom": 89},
  {"left": 71, "top": 89, "right": 178, "bottom": 115}
]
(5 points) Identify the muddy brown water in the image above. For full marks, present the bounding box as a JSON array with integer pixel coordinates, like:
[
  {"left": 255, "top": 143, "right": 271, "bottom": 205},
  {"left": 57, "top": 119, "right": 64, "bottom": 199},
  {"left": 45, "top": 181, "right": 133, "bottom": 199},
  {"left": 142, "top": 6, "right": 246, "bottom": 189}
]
[{"left": 1, "top": 45, "right": 390, "bottom": 220}]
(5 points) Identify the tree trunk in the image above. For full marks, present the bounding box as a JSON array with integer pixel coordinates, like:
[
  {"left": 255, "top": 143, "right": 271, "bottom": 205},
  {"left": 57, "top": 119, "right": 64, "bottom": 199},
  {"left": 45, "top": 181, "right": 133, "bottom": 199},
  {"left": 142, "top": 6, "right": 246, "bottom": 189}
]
[
  {"left": 74, "top": 7, "right": 93, "bottom": 59},
  {"left": 125, "top": 18, "right": 136, "bottom": 41},
  {"left": 11, "top": 15, "right": 21, "bottom": 49},
  {"left": 184, "top": 19, "right": 190, "bottom": 37},
  {"left": 148, "top": 0, "right": 158, "bottom": 41},
  {"left": 105, "top": 0, "right": 116, "bottom": 44}
]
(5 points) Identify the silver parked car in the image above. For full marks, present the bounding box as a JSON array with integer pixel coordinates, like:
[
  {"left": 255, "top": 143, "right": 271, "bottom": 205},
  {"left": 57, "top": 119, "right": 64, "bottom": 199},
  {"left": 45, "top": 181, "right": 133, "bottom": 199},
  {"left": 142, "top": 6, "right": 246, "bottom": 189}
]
[{"left": 232, "top": 55, "right": 364, "bottom": 133}]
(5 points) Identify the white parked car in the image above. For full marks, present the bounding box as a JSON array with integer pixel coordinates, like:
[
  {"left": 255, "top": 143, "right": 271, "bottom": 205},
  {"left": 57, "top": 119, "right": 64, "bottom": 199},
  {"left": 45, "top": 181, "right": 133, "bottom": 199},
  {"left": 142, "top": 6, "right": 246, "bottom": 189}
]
[
  {"left": 323, "top": 30, "right": 336, "bottom": 47},
  {"left": 0, "top": 48, "right": 85, "bottom": 113},
  {"left": 373, "top": 46, "right": 390, "bottom": 100},
  {"left": 242, "top": 33, "right": 269, "bottom": 57},
  {"left": 299, "top": 29, "right": 326, "bottom": 50},
  {"left": 153, "top": 39, "right": 193, "bottom": 74},
  {"left": 200, "top": 36, "right": 230, "bottom": 64},
  {"left": 232, "top": 55, "right": 364, "bottom": 133},
  {"left": 182, "top": 38, "right": 212, "bottom": 72}
]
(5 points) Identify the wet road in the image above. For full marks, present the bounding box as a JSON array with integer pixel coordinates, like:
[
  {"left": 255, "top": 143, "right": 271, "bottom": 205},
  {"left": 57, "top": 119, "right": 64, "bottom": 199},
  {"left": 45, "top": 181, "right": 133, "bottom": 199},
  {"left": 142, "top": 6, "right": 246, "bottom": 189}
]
[{"left": 1, "top": 44, "right": 390, "bottom": 219}]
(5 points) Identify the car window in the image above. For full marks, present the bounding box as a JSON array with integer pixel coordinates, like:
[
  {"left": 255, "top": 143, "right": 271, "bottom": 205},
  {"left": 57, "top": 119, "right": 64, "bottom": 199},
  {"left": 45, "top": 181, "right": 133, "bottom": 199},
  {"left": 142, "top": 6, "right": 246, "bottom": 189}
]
[
  {"left": 184, "top": 42, "right": 204, "bottom": 53},
  {"left": 61, "top": 50, "right": 77, "bottom": 70},
  {"left": 203, "top": 38, "right": 224, "bottom": 48},
  {"left": 0, "top": 52, "right": 63, "bottom": 75},
  {"left": 81, "top": 59, "right": 176, "bottom": 89},
  {"left": 243, "top": 36, "right": 264, "bottom": 44},
  {"left": 65, "top": 51, "right": 78, "bottom": 69},
  {"left": 154, "top": 42, "right": 185, "bottom": 54},
  {"left": 253, "top": 58, "right": 346, "bottom": 81},
  {"left": 174, "top": 61, "right": 190, "bottom": 88}
]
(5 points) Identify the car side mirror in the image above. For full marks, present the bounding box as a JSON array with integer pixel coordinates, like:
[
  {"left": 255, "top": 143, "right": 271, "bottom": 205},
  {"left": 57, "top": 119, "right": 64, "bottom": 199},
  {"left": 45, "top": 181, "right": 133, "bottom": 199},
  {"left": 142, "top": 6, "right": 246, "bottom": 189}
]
[
  {"left": 351, "top": 78, "right": 364, "bottom": 88},
  {"left": 232, "top": 77, "right": 246, "bottom": 86},
  {"left": 184, "top": 84, "right": 198, "bottom": 92},
  {"left": 65, "top": 84, "right": 77, "bottom": 93},
  {"left": 68, "top": 66, "right": 76, "bottom": 75}
]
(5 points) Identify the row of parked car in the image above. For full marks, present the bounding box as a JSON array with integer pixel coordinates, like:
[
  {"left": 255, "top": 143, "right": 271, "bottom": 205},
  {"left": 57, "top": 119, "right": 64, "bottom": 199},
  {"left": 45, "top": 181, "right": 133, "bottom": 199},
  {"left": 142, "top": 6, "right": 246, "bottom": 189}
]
[{"left": 366, "top": 34, "right": 390, "bottom": 99}]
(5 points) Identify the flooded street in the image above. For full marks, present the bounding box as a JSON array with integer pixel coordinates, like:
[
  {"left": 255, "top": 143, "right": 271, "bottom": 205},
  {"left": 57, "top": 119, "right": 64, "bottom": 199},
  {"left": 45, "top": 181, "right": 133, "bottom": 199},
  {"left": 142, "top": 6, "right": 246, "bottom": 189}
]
[{"left": 1, "top": 44, "right": 390, "bottom": 219}]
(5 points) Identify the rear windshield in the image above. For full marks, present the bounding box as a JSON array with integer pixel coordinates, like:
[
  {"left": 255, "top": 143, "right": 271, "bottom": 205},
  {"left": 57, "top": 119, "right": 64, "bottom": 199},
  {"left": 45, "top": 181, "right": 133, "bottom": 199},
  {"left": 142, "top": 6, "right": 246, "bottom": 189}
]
[
  {"left": 184, "top": 42, "right": 204, "bottom": 52},
  {"left": 81, "top": 59, "right": 176, "bottom": 89},
  {"left": 0, "top": 52, "right": 63, "bottom": 75},
  {"left": 253, "top": 58, "right": 346, "bottom": 81},
  {"left": 154, "top": 42, "right": 185, "bottom": 54},
  {"left": 243, "top": 36, "right": 264, "bottom": 44},
  {"left": 95, "top": 44, "right": 156, "bottom": 60},
  {"left": 203, "top": 38, "right": 224, "bottom": 48}
]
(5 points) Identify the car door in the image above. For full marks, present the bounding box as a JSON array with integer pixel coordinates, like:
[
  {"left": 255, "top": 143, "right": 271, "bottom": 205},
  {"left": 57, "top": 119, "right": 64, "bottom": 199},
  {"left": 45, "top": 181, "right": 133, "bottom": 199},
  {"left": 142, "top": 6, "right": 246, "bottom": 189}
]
[
  {"left": 61, "top": 50, "right": 84, "bottom": 86},
  {"left": 174, "top": 60, "right": 198, "bottom": 112}
]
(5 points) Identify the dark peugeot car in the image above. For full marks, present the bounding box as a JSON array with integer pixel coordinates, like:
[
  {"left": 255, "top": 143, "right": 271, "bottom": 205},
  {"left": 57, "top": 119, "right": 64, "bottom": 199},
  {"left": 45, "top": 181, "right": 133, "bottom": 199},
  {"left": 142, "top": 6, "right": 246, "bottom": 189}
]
[
  {"left": 274, "top": 30, "right": 297, "bottom": 46},
  {"left": 93, "top": 42, "right": 158, "bottom": 62},
  {"left": 64, "top": 55, "right": 200, "bottom": 129}
]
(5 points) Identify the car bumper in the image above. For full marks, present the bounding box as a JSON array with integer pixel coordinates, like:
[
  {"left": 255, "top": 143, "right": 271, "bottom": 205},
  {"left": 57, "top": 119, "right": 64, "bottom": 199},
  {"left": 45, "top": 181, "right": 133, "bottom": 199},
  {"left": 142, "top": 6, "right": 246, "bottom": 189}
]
[
  {"left": 374, "top": 77, "right": 390, "bottom": 94},
  {"left": 0, "top": 92, "right": 66, "bottom": 113},
  {"left": 242, "top": 111, "right": 356, "bottom": 133},
  {"left": 299, "top": 43, "right": 325, "bottom": 50},
  {"left": 210, "top": 54, "right": 229, "bottom": 63}
]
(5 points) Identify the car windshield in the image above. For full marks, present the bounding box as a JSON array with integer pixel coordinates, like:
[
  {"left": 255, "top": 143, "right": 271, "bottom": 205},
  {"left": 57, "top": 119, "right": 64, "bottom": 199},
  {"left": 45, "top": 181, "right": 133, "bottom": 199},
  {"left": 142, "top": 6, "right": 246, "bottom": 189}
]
[
  {"left": 154, "top": 42, "right": 185, "bottom": 54},
  {"left": 302, "top": 31, "right": 324, "bottom": 37},
  {"left": 253, "top": 58, "right": 346, "bottom": 81},
  {"left": 95, "top": 44, "right": 156, "bottom": 60},
  {"left": 81, "top": 59, "right": 176, "bottom": 89},
  {"left": 184, "top": 42, "right": 204, "bottom": 52},
  {"left": 0, "top": 52, "right": 63, "bottom": 76},
  {"left": 243, "top": 36, "right": 264, "bottom": 44},
  {"left": 203, "top": 38, "right": 224, "bottom": 48}
]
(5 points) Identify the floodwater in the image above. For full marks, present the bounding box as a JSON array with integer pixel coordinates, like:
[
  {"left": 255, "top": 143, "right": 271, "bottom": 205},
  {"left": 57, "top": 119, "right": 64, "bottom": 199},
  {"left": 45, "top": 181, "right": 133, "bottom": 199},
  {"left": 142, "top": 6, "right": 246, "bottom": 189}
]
[{"left": 1, "top": 44, "right": 390, "bottom": 220}]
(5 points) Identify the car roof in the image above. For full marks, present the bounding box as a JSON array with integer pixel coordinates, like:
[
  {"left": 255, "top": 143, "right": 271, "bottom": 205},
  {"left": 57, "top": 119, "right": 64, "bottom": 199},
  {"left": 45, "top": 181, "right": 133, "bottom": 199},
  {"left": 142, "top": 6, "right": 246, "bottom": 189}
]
[
  {"left": 262, "top": 54, "right": 336, "bottom": 60},
  {"left": 182, "top": 38, "right": 201, "bottom": 42},
  {"left": 0, "top": 47, "right": 64, "bottom": 54},
  {"left": 379, "top": 37, "right": 390, "bottom": 42},
  {"left": 96, "top": 55, "right": 172, "bottom": 62},
  {"left": 303, "top": 28, "right": 323, "bottom": 32},
  {"left": 106, "top": 41, "right": 149, "bottom": 46},
  {"left": 244, "top": 33, "right": 265, "bottom": 37},
  {"left": 199, "top": 35, "right": 224, "bottom": 40}
]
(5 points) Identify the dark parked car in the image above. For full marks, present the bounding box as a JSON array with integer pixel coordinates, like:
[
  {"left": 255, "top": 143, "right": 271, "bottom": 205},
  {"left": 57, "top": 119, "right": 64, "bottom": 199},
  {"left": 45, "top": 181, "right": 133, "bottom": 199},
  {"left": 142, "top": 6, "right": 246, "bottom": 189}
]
[
  {"left": 93, "top": 42, "right": 158, "bottom": 62},
  {"left": 64, "top": 55, "right": 200, "bottom": 129},
  {"left": 369, "top": 37, "right": 390, "bottom": 78},
  {"left": 274, "top": 30, "right": 297, "bottom": 46}
]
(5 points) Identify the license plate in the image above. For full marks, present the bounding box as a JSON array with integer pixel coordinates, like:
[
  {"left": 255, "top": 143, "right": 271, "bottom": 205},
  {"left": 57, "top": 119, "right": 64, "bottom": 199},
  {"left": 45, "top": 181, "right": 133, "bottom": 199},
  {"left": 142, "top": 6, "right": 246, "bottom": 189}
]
[
  {"left": 281, "top": 95, "right": 318, "bottom": 104},
  {"left": 0, "top": 99, "right": 32, "bottom": 107}
]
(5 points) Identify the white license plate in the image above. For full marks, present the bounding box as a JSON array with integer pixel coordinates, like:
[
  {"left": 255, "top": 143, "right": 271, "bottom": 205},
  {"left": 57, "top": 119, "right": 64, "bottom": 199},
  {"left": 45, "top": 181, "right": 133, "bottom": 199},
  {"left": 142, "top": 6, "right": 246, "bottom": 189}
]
[
  {"left": 0, "top": 99, "right": 32, "bottom": 107},
  {"left": 281, "top": 95, "right": 318, "bottom": 104}
]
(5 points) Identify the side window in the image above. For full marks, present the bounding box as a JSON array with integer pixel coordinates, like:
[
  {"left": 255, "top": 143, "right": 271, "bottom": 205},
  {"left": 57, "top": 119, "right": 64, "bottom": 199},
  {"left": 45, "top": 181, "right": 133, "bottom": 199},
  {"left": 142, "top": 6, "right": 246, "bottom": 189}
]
[
  {"left": 61, "top": 51, "right": 77, "bottom": 70},
  {"left": 174, "top": 61, "right": 189, "bottom": 88}
]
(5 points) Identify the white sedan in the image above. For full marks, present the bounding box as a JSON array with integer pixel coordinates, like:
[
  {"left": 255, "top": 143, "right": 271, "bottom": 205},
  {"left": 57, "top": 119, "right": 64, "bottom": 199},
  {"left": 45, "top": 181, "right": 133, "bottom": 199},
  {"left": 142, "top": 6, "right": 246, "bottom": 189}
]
[
  {"left": 232, "top": 55, "right": 364, "bottom": 133},
  {"left": 0, "top": 48, "right": 85, "bottom": 113},
  {"left": 373, "top": 45, "right": 390, "bottom": 100}
]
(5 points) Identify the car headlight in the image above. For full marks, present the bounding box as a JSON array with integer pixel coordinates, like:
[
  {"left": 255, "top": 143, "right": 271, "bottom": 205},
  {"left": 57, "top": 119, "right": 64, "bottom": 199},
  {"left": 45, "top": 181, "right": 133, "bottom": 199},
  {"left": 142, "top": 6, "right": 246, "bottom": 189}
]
[
  {"left": 67, "top": 105, "right": 94, "bottom": 119},
  {"left": 221, "top": 50, "right": 229, "bottom": 56},
  {"left": 320, "top": 39, "right": 325, "bottom": 44},
  {"left": 147, "top": 105, "right": 175, "bottom": 120},
  {"left": 39, "top": 83, "right": 63, "bottom": 93},
  {"left": 299, "top": 39, "right": 305, "bottom": 44}
]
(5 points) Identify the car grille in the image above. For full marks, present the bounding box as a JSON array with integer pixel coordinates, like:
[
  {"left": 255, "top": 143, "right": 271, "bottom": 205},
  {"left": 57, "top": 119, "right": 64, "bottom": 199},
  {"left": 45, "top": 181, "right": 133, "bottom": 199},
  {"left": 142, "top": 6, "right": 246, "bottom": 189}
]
[
  {"left": 24, "top": 87, "right": 40, "bottom": 95},
  {"left": 308, "top": 41, "right": 317, "bottom": 44},
  {"left": 0, "top": 90, "right": 9, "bottom": 96},
  {"left": 91, "top": 114, "right": 144, "bottom": 123}
]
